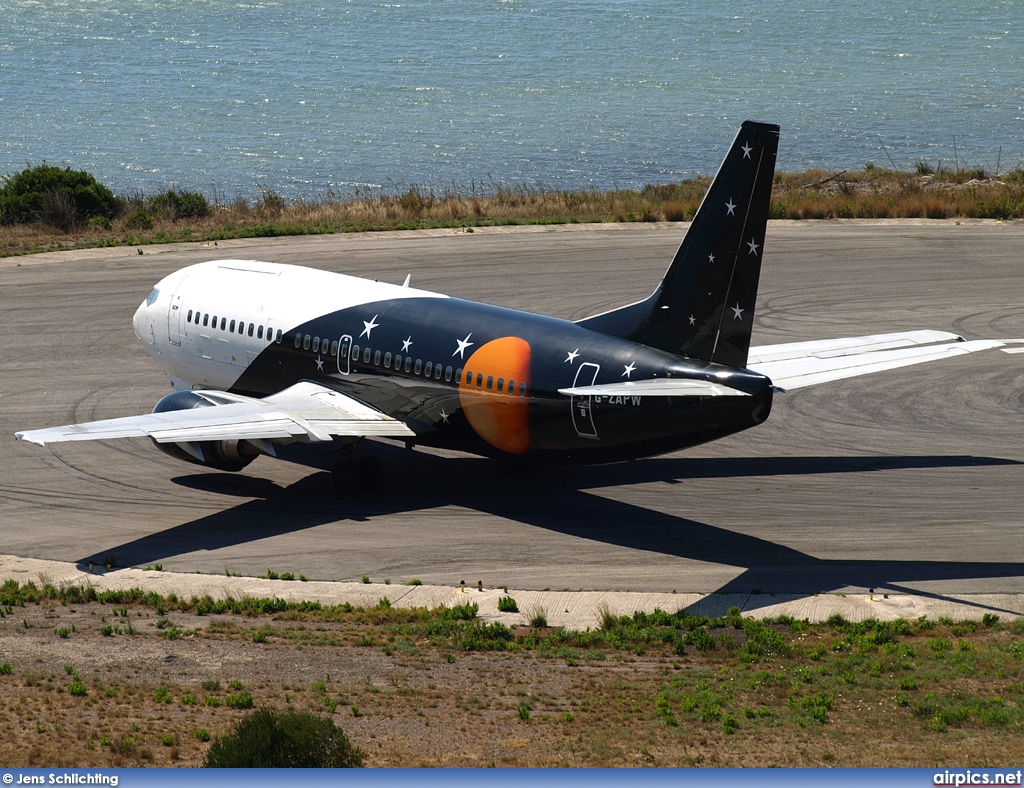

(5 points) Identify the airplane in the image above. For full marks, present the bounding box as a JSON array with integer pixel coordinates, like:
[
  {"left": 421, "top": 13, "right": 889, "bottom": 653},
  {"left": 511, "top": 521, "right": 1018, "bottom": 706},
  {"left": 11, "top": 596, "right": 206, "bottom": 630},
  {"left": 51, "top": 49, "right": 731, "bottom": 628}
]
[{"left": 14, "top": 121, "right": 1004, "bottom": 492}]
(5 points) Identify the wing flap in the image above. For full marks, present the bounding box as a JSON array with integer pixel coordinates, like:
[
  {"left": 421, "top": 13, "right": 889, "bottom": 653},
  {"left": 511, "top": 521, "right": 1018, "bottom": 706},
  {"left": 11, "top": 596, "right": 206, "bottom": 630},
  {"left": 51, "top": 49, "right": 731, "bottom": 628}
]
[
  {"left": 752, "top": 339, "right": 1004, "bottom": 391},
  {"left": 15, "top": 381, "right": 415, "bottom": 446}
]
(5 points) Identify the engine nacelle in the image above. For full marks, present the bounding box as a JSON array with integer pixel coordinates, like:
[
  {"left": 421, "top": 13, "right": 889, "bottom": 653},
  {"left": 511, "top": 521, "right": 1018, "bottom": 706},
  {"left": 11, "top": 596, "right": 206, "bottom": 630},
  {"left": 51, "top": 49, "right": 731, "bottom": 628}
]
[{"left": 150, "top": 390, "right": 260, "bottom": 472}]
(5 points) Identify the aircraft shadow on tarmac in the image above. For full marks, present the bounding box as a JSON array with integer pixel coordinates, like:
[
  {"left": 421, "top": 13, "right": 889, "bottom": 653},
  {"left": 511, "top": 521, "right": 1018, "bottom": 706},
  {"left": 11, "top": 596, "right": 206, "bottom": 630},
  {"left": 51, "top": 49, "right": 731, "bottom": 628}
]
[{"left": 79, "top": 450, "right": 1023, "bottom": 614}]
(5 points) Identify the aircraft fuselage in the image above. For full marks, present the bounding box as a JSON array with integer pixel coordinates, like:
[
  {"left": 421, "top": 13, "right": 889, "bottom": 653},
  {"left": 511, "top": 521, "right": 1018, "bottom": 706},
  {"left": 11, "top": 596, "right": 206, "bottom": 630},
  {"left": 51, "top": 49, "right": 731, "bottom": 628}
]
[{"left": 134, "top": 259, "right": 774, "bottom": 464}]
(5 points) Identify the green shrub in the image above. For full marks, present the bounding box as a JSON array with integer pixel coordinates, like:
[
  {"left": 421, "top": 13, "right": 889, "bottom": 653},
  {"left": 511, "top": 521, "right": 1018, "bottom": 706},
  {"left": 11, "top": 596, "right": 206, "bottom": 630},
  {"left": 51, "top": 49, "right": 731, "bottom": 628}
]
[
  {"left": 68, "top": 681, "right": 88, "bottom": 697},
  {"left": 0, "top": 162, "right": 122, "bottom": 228},
  {"left": 204, "top": 709, "right": 363, "bottom": 767},
  {"left": 497, "top": 595, "right": 519, "bottom": 613},
  {"left": 124, "top": 209, "right": 154, "bottom": 230},
  {"left": 0, "top": 662, "right": 12, "bottom": 675},
  {"left": 149, "top": 189, "right": 210, "bottom": 219},
  {"left": 226, "top": 692, "right": 254, "bottom": 709}
]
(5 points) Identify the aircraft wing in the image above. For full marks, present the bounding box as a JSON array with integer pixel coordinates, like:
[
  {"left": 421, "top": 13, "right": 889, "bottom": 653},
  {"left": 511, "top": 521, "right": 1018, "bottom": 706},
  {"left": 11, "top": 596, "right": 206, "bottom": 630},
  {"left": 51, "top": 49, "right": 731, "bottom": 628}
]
[
  {"left": 15, "top": 381, "right": 415, "bottom": 446},
  {"left": 748, "top": 330, "right": 1004, "bottom": 391}
]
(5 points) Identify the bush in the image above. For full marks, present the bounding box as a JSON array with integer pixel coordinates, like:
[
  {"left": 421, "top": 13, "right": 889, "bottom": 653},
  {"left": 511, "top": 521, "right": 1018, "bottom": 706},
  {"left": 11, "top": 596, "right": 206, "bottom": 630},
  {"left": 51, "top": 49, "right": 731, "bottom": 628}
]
[
  {"left": 0, "top": 163, "right": 122, "bottom": 228},
  {"left": 497, "top": 595, "right": 519, "bottom": 613},
  {"left": 149, "top": 189, "right": 210, "bottom": 219},
  {"left": 204, "top": 709, "right": 363, "bottom": 768}
]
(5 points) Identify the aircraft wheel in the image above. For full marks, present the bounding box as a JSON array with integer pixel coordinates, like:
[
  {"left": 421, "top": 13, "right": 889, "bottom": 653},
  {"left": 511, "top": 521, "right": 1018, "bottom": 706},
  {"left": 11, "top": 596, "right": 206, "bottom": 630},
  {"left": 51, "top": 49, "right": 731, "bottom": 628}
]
[
  {"left": 357, "top": 456, "right": 384, "bottom": 492},
  {"left": 331, "top": 460, "right": 356, "bottom": 495}
]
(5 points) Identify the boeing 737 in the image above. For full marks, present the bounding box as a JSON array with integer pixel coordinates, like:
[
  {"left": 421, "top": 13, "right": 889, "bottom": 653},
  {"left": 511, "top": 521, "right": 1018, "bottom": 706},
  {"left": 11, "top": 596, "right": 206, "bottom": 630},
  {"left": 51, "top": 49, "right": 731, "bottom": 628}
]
[{"left": 15, "top": 121, "right": 1003, "bottom": 490}]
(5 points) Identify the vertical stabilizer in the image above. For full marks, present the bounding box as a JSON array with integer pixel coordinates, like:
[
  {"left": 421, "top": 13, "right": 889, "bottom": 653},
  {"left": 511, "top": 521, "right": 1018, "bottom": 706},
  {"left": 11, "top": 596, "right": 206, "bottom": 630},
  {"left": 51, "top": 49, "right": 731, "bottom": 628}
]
[
  {"left": 577, "top": 121, "right": 779, "bottom": 368},
  {"left": 635, "top": 121, "right": 779, "bottom": 366}
]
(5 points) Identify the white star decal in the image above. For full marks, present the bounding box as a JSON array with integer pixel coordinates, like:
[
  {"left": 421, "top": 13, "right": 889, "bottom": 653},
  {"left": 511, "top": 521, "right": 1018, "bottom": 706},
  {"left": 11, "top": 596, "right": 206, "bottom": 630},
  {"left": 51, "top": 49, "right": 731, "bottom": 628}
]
[
  {"left": 741, "top": 142, "right": 753, "bottom": 159},
  {"left": 731, "top": 303, "right": 745, "bottom": 320},
  {"left": 747, "top": 238, "right": 760, "bottom": 256},
  {"left": 439, "top": 409, "right": 450, "bottom": 424},
  {"left": 622, "top": 362, "right": 636, "bottom": 378},
  {"left": 565, "top": 348, "right": 580, "bottom": 364},
  {"left": 314, "top": 355, "right": 324, "bottom": 371},
  {"left": 453, "top": 333, "right": 474, "bottom": 359},
  {"left": 401, "top": 336, "right": 413, "bottom": 352},
  {"left": 708, "top": 252, "right": 716, "bottom": 264},
  {"left": 360, "top": 314, "right": 380, "bottom": 339},
  {"left": 688, "top": 315, "right": 696, "bottom": 326},
  {"left": 725, "top": 199, "right": 736, "bottom": 216}
]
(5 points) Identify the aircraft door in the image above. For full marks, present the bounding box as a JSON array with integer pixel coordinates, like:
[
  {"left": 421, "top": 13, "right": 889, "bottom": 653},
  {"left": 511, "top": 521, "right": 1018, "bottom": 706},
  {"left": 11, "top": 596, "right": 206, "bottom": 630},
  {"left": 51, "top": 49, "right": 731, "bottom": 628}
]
[
  {"left": 166, "top": 277, "right": 189, "bottom": 346},
  {"left": 571, "top": 362, "right": 600, "bottom": 439},
  {"left": 336, "top": 334, "right": 353, "bottom": 375}
]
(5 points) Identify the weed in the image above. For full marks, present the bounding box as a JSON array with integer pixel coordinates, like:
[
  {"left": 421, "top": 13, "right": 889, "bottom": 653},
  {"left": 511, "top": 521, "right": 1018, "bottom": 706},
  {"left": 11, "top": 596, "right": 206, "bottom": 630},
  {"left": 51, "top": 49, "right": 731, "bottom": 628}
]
[
  {"left": 68, "top": 681, "right": 87, "bottom": 697},
  {"left": 497, "top": 595, "right": 519, "bottom": 613},
  {"left": 226, "top": 692, "right": 254, "bottom": 709},
  {"left": 154, "top": 686, "right": 172, "bottom": 703},
  {"left": 194, "top": 728, "right": 211, "bottom": 742}
]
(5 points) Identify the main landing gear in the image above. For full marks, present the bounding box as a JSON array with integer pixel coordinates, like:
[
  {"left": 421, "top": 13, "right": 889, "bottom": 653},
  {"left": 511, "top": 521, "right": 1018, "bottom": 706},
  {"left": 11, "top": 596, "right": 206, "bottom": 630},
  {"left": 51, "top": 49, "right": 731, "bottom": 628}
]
[{"left": 331, "top": 454, "right": 384, "bottom": 495}]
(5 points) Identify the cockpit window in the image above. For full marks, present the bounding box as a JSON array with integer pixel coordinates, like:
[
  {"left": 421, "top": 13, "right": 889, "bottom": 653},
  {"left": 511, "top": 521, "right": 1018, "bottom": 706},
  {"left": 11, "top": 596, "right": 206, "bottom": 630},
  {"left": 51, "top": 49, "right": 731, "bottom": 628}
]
[{"left": 146, "top": 288, "right": 160, "bottom": 306}]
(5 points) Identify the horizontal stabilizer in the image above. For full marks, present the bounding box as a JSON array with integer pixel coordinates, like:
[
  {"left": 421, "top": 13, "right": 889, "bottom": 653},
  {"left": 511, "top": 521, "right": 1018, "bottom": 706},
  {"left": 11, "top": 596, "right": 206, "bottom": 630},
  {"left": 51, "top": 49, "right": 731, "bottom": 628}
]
[
  {"left": 751, "top": 338, "right": 1004, "bottom": 391},
  {"left": 15, "top": 381, "right": 415, "bottom": 446},
  {"left": 748, "top": 330, "right": 966, "bottom": 365},
  {"left": 558, "top": 378, "right": 750, "bottom": 398}
]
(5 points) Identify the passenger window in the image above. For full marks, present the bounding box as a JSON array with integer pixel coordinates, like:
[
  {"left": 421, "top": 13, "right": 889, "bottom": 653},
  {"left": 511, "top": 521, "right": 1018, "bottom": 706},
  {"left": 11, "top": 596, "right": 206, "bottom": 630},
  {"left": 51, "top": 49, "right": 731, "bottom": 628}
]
[
  {"left": 212, "top": 315, "right": 218, "bottom": 329},
  {"left": 519, "top": 382, "right": 526, "bottom": 396},
  {"left": 486, "top": 376, "right": 493, "bottom": 390},
  {"left": 455, "top": 367, "right": 463, "bottom": 382},
  {"left": 395, "top": 354, "right": 402, "bottom": 369},
  {"left": 340, "top": 343, "right": 348, "bottom": 359},
  {"left": 351, "top": 344, "right": 360, "bottom": 360},
  {"left": 445, "top": 366, "right": 453, "bottom": 382},
  {"left": 404, "top": 357, "right": 412, "bottom": 373},
  {"left": 497, "top": 378, "right": 504, "bottom": 393},
  {"left": 230, "top": 320, "right": 236, "bottom": 332},
  {"left": 384, "top": 352, "right": 392, "bottom": 368},
  {"left": 303, "top": 334, "right": 311, "bottom": 350},
  {"left": 187, "top": 310, "right": 193, "bottom": 323},
  {"left": 257, "top": 326, "right": 264, "bottom": 339},
  {"left": 275, "top": 329, "right": 283, "bottom": 343},
  {"left": 465, "top": 370, "right": 473, "bottom": 385},
  {"left": 374, "top": 350, "right": 381, "bottom": 366},
  {"left": 476, "top": 373, "right": 483, "bottom": 388},
  {"left": 508, "top": 379, "right": 515, "bottom": 394},
  {"left": 363, "top": 347, "right": 371, "bottom": 364},
  {"left": 425, "top": 361, "right": 433, "bottom": 377},
  {"left": 414, "top": 359, "right": 423, "bottom": 375},
  {"left": 330, "top": 340, "right": 338, "bottom": 355},
  {"left": 203, "top": 314, "right": 209, "bottom": 327},
  {"left": 312, "top": 337, "right": 320, "bottom": 352},
  {"left": 220, "top": 318, "right": 227, "bottom": 330},
  {"left": 434, "top": 364, "right": 442, "bottom": 380},
  {"left": 294, "top": 333, "right": 302, "bottom": 348},
  {"left": 248, "top": 323, "right": 254, "bottom": 337}
]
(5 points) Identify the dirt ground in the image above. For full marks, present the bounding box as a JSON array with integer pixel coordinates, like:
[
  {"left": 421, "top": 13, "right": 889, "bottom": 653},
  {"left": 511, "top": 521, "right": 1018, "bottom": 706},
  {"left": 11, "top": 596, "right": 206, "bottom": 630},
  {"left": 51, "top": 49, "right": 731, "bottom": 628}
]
[{"left": 1, "top": 599, "right": 1022, "bottom": 768}]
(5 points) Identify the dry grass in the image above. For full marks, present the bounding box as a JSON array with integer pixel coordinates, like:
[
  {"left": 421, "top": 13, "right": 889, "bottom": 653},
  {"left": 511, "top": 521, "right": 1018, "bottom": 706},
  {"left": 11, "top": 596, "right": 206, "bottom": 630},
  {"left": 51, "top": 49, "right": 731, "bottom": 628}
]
[
  {"left": 1, "top": 591, "right": 1022, "bottom": 768},
  {"left": 3, "top": 168, "right": 1022, "bottom": 259}
]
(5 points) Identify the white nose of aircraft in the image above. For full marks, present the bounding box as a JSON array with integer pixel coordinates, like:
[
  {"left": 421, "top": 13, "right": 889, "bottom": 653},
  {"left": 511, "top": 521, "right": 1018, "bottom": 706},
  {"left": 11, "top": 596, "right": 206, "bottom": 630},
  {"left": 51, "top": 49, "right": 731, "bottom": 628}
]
[{"left": 133, "top": 286, "right": 160, "bottom": 346}]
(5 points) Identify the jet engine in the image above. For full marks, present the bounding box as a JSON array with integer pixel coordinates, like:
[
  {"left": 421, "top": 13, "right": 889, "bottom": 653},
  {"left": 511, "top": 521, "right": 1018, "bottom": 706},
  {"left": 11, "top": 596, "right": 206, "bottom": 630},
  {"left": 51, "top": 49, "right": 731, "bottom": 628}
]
[{"left": 150, "top": 390, "right": 261, "bottom": 472}]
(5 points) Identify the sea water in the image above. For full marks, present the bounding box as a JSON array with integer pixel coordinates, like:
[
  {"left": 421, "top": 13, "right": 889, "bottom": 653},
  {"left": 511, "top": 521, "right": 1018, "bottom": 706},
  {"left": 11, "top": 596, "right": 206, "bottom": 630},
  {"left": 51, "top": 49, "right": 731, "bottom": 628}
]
[{"left": 0, "top": 0, "right": 1020, "bottom": 197}]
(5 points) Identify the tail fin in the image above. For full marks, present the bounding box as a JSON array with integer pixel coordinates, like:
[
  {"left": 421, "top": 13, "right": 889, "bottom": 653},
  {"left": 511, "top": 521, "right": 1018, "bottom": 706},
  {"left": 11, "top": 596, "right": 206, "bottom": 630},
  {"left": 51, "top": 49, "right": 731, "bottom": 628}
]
[{"left": 577, "top": 120, "right": 779, "bottom": 368}]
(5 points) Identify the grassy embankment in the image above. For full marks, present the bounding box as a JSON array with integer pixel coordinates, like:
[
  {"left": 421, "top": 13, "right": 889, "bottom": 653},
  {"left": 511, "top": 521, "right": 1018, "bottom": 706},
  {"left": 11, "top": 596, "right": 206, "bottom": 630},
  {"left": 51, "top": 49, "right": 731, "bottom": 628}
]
[
  {"left": 1, "top": 579, "right": 1022, "bottom": 767},
  {"left": 2, "top": 166, "right": 1023, "bottom": 259}
]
